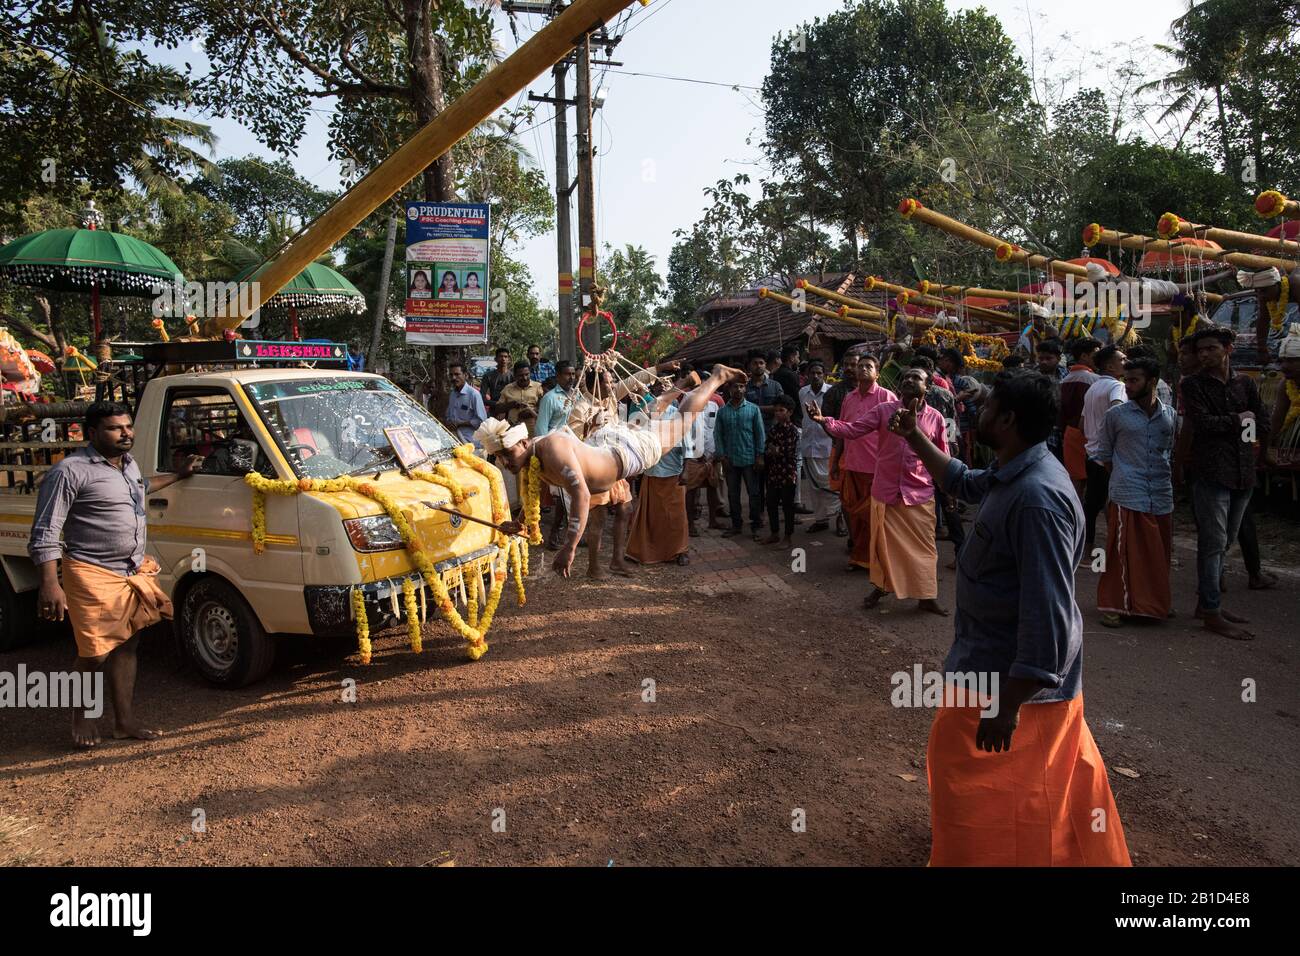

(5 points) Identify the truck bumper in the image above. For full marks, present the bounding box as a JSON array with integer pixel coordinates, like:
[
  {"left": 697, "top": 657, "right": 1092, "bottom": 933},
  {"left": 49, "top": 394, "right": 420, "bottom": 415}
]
[{"left": 304, "top": 544, "right": 500, "bottom": 637}]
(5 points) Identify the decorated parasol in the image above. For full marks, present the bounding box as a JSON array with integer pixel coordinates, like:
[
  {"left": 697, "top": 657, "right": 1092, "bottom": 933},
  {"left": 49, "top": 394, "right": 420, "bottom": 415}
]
[
  {"left": 0, "top": 202, "right": 183, "bottom": 344},
  {"left": 26, "top": 349, "right": 56, "bottom": 374},
  {"left": 231, "top": 260, "right": 366, "bottom": 340},
  {"left": 1138, "top": 237, "right": 1224, "bottom": 276}
]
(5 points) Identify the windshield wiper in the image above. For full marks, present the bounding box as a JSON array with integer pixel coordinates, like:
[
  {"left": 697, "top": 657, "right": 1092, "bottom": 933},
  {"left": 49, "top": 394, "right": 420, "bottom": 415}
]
[{"left": 347, "top": 447, "right": 398, "bottom": 476}]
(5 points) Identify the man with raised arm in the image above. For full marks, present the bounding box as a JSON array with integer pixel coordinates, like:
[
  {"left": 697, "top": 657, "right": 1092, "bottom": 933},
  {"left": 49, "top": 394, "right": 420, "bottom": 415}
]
[
  {"left": 886, "top": 369, "right": 1130, "bottom": 867},
  {"left": 477, "top": 365, "right": 747, "bottom": 578}
]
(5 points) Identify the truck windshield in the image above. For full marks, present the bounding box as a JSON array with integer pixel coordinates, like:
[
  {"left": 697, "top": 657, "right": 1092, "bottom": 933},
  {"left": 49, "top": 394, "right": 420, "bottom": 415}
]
[{"left": 244, "top": 377, "right": 458, "bottom": 479}]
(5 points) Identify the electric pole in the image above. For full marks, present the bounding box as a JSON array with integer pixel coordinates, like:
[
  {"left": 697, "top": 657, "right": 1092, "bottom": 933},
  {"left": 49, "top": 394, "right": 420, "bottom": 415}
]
[{"left": 509, "top": 1, "right": 623, "bottom": 360}]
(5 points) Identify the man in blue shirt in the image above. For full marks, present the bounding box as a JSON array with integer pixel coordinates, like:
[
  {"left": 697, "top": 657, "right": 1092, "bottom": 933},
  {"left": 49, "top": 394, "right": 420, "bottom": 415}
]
[
  {"left": 445, "top": 361, "right": 488, "bottom": 450},
  {"left": 534, "top": 360, "right": 576, "bottom": 438},
  {"left": 527, "top": 343, "right": 556, "bottom": 386},
  {"left": 714, "top": 380, "right": 766, "bottom": 537},
  {"left": 1094, "top": 356, "right": 1176, "bottom": 627},
  {"left": 889, "top": 370, "right": 1131, "bottom": 867}
]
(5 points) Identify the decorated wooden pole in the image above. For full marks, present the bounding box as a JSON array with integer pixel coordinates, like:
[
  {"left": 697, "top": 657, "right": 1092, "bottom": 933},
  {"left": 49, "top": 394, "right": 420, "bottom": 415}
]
[
  {"left": 216, "top": 0, "right": 646, "bottom": 330},
  {"left": 864, "top": 276, "right": 1018, "bottom": 328},
  {"left": 1256, "top": 190, "right": 1300, "bottom": 220},
  {"left": 916, "top": 280, "right": 1048, "bottom": 304},
  {"left": 793, "top": 278, "right": 888, "bottom": 317},
  {"left": 1157, "top": 213, "right": 1300, "bottom": 258},
  {"left": 898, "top": 197, "right": 1089, "bottom": 281},
  {"left": 1083, "top": 223, "right": 1297, "bottom": 274},
  {"left": 758, "top": 287, "right": 889, "bottom": 334}
]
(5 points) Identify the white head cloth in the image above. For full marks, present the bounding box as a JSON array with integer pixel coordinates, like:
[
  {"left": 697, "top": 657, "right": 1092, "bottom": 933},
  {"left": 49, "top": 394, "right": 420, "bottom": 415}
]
[{"left": 473, "top": 418, "right": 528, "bottom": 454}]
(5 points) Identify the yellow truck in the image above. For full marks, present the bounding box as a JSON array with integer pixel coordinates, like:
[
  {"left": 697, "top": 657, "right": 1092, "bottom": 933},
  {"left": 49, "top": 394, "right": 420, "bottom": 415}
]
[{"left": 0, "top": 339, "right": 507, "bottom": 686}]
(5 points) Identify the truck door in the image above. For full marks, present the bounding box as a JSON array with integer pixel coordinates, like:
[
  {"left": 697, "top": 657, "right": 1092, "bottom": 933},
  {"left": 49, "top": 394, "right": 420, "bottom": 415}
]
[{"left": 147, "top": 386, "right": 305, "bottom": 631}]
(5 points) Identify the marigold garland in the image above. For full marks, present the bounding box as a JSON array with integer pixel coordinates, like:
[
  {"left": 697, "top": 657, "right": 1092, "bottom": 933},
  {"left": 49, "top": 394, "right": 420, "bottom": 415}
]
[
  {"left": 1267, "top": 274, "right": 1290, "bottom": 332},
  {"left": 244, "top": 448, "right": 522, "bottom": 662},
  {"left": 518, "top": 457, "right": 544, "bottom": 546},
  {"left": 402, "top": 577, "right": 422, "bottom": 653},
  {"left": 509, "top": 539, "right": 527, "bottom": 606},
  {"left": 352, "top": 587, "right": 372, "bottom": 665},
  {"left": 1173, "top": 312, "right": 1202, "bottom": 346}
]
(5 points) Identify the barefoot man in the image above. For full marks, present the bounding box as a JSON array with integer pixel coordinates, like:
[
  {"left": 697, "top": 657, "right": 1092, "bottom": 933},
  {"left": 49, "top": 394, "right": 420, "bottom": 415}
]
[
  {"left": 478, "top": 365, "right": 747, "bottom": 577},
  {"left": 29, "top": 401, "right": 203, "bottom": 748},
  {"left": 889, "top": 370, "right": 1130, "bottom": 866},
  {"left": 807, "top": 366, "right": 949, "bottom": 615}
]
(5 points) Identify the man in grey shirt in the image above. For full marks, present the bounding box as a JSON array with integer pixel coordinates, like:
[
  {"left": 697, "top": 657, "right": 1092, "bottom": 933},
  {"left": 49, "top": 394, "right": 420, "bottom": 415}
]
[
  {"left": 30, "top": 401, "right": 203, "bottom": 748},
  {"left": 888, "top": 370, "right": 1131, "bottom": 866}
]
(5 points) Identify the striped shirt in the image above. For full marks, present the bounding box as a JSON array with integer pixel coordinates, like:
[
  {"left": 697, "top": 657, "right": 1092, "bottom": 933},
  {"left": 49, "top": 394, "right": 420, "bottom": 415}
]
[{"left": 29, "top": 447, "right": 148, "bottom": 575}]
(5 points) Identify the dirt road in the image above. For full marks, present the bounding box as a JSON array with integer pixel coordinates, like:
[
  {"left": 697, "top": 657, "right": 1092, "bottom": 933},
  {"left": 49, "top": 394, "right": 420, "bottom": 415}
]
[{"left": 2, "top": 511, "right": 1296, "bottom": 866}]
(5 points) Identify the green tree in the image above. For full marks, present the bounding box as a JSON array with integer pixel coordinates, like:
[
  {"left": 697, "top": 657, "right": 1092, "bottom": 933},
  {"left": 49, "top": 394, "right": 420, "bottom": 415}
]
[
  {"left": 0, "top": 5, "right": 216, "bottom": 230},
  {"left": 761, "top": 0, "right": 1035, "bottom": 268}
]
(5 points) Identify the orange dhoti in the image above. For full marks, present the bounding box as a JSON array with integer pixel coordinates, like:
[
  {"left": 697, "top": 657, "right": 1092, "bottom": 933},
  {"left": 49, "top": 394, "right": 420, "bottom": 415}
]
[
  {"left": 1098, "top": 504, "right": 1172, "bottom": 620},
  {"left": 62, "top": 556, "right": 173, "bottom": 659},
  {"left": 927, "top": 694, "right": 1132, "bottom": 866},
  {"left": 626, "top": 475, "right": 689, "bottom": 564},
  {"left": 868, "top": 497, "right": 937, "bottom": 599},
  {"left": 841, "top": 469, "right": 874, "bottom": 570},
  {"left": 1063, "top": 425, "right": 1088, "bottom": 482}
]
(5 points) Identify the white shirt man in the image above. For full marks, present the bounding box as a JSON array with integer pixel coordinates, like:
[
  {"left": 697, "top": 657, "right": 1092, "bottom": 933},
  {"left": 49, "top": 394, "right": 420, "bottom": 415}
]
[{"left": 798, "top": 367, "right": 838, "bottom": 529}]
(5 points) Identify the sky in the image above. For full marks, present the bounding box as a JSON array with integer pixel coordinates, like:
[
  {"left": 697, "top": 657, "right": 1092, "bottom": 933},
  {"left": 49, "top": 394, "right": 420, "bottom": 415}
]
[{"left": 156, "top": 0, "right": 1192, "bottom": 310}]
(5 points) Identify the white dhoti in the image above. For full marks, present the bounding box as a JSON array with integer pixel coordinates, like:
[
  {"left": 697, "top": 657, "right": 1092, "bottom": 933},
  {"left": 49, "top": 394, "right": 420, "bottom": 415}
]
[
  {"left": 803, "top": 456, "right": 840, "bottom": 522},
  {"left": 586, "top": 422, "right": 663, "bottom": 479}
]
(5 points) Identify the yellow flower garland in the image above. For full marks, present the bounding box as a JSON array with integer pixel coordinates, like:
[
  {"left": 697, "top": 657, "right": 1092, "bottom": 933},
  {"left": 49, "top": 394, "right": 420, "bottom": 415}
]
[
  {"left": 244, "top": 447, "right": 523, "bottom": 662},
  {"left": 518, "top": 457, "right": 544, "bottom": 546},
  {"left": 352, "top": 587, "right": 372, "bottom": 665},
  {"left": 1267, "top": 274, "right": 1290, "bottom": 332},
  {"left": 1173, "top": 312, "right": 1202, "bottom": 346},
  {"left": 402, "top": 577, "right": 422, "bottom": 653},
  {"left": 509, "top": 539, "right": 527, "bottom": 606}
]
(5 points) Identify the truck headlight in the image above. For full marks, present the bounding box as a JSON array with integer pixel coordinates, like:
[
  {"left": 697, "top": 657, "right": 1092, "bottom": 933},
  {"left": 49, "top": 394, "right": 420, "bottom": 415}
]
[{"left": 343, "top": 515, "right": 405, "bottom": 552}]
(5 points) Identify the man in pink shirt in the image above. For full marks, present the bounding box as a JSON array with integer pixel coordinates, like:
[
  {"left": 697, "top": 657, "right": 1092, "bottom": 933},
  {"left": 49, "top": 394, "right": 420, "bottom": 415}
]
[
  {"left": 816, "top": 356, "right": 896, "bottom": 571},
  {"left": 810, "top": 366, "right": 949, "bottom": 615}
]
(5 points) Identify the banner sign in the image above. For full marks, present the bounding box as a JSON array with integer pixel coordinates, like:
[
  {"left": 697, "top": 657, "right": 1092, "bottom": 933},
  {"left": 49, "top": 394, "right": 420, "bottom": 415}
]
[
  {"left": 235, "top": 340, "right": 347, "bottom": 363},
  {"left": 405, "top": 201, "right": 490, "bottom": 346}
]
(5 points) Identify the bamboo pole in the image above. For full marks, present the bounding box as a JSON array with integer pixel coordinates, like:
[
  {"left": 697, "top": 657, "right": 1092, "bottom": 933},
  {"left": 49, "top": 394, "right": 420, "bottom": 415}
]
[
  {"left": 1256, "top": 190, "right": 1300, "bottom": 221},
  {"left": 793, "top": 279, "right": 887, "bottom": 318},
  {"left": 216, "top": 0, "right": 644, "bottom": 330},
  {"left": 1083, "top": 223, "right": 1297, "bottom": 274},
  {"left": 758, "top": 288, "right": 888, "bottom": 334},
  {"left": 898, "top": 197, "right": 1084, "bottom": 279},
  {"left": 916, "top": 280, "right": 1048, "bottom": 304},
  {"left": 1157, "top": 213, "right": 1300, "bottom": 258},
  {"left": 864, "top": 277, "right": 1019, "bottom": 328}
]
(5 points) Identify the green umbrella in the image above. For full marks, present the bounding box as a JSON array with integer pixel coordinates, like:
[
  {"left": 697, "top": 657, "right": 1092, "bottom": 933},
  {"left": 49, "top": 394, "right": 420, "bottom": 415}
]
[
  {"left": 233, "top": 260, "right": 366, "bottom": 316},
  {"left": 233, "top": 259, "right": 366, "bottom": 340},
  {"left": 0, "top": 226, "right": 182, "bottom": 296},
  {"left": 0, "top": 205, "right": 184, "bottom": 345}
]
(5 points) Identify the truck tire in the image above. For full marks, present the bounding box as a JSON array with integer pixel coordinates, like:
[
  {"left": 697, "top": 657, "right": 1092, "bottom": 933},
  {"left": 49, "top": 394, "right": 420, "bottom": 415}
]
[{"left": 178, "top": 577, "right": 276, "bottom": 687}]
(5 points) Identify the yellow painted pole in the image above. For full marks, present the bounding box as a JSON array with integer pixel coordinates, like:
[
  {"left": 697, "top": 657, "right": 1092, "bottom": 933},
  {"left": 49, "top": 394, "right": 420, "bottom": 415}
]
[
  {"left": 1157, "top": 212, "right": 1300, "bottom": 258},
  {"left": 793, "top": 278, "right": 888, "bottom": 317},
  {"left": 916, "top": 280, "right": 1047, "bottom": 304},
  {"left": 1082, "top": 223, "right": 1295, "bottom": 275},
  {"left": 864, "top": 276, "right": 1018, "bottom": 328},
  {"left": 758, "top": 287, "right": 888, "bottom": 334},
  {"left": 219, "top": 0, "right": 646, "bottom": 330}
]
